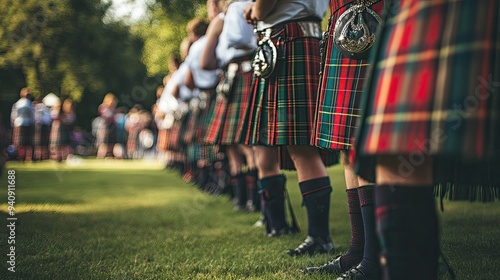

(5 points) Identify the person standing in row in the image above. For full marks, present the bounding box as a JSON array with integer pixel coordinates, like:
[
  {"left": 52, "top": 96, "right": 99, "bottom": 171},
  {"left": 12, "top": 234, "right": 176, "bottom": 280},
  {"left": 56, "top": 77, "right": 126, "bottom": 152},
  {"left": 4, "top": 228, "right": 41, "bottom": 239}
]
[
  {"left": 353, "top": 1, "right": 499, "bottom": 279},
  {"left": 200, "top": 0, "right": 260, "bottom": 212},
  {"left": 243, "top": 0, "right": 337, "bottom": 254},
  {"left": 10, "top": 87, "right": 35, "bottom": 162},
  {"left": 304, "top": 1, "right": 385, "bottom": 279}
]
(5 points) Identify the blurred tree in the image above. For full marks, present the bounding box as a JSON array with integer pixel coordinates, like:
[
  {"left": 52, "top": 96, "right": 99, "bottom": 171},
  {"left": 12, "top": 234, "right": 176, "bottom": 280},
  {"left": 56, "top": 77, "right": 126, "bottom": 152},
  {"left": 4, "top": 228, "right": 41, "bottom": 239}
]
[
  {"left": 134, "top": 0, "right": 206, "bottom": 75},
  {"left": 0, "top": 0, "right": 147, "bottom": 130}
]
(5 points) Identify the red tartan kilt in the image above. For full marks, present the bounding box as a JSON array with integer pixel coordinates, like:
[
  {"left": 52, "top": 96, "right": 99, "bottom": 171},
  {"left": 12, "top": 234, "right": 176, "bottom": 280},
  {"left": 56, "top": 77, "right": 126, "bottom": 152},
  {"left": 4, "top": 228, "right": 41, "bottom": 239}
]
[
  {"left": 313, "top": 1, "right": 384, "bottom": 150},
  {"left": 356, "top": 0, "right": 500, "bottom": 160},
  {"left": 354, "top": 0, "right": 500, "bottom": 197},
  {"left": 203, "top": 94, "right": 227, "bottom": 144},
  {"left": 167, "top": 120, "right": 182, "bottom": 151},
  {"left": 221, "top": 68, "right": 254, "bottom": 145}
]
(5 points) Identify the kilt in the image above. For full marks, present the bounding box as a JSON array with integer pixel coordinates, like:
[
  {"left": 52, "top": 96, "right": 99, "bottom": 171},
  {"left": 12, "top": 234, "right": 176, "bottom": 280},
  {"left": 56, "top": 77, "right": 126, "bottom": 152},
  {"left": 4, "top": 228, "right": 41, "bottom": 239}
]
[
  {"left": 242, "top": 20, "right": 324, "bottom": 146},
  {"left": 12, "top": 125, "right": 34, "bottom": 147},
  {"left": 222, "top": 63, "right": 254, "bottom": 144},
  {"left": 355, "top": 0, "right": 500, "bottom": 200},
  {"left": 167, "top": 120, "right": 183, "bottom": 151},
  {"left": 34, "top": 124, "right": 51, "bottom": 147},
  {"left": 182, "top": 108, "right": 199, "bottom": 145},
  {"left": 204, "top": 57, "right": 254, "bottom": 145},
  {"left": 157, "top": 129, "right": 168, "bottom": 152},
  {"left": 313, "top": 1, "right": 384, "bottom": 150},
  {"left": 50, "top": 121, "right": 72, "bottom": 146},
  {"left": 195, "top": 90, "right": 216, "bottom": 142}
]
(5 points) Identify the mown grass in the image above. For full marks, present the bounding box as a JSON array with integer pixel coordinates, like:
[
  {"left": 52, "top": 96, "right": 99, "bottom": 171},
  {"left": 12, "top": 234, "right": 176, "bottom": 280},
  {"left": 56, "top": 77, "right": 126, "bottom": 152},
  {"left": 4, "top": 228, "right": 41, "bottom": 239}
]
[{"left": 0, "top": 159, "right": 499, "bottom": 279}]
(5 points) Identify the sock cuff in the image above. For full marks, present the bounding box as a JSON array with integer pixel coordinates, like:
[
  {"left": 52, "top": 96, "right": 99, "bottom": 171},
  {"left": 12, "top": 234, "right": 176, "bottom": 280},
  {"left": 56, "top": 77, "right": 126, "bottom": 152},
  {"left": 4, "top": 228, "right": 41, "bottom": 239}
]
[
  {"left": 246, "top": 168, "right": 258, "bottom": 177},
  {"left": 346, "top": 188, "right": 361, "bottom": 213},
  {"left": 299, "top": 177, "right": 331, "bottom": 197},
  {"left": 358, "top": 185, "right": 375, "bottom": 207},
  {"left": 376, "top": 185, "right": 434, "bottom": 207},
  {"left": 257, "top": 174, "right": 286, "bottom": 192}
]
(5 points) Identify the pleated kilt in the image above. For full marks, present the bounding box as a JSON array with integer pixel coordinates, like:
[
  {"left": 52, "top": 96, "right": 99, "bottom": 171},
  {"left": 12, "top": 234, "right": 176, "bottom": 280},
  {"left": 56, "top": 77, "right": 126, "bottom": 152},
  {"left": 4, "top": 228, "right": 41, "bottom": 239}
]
[
  {"left": 195, "top": 90, "right": 215, "bottom": 142},
  {"left": 204, "top": 57, "right": 254, "bottom": 145},
  {"left": 12, "top": 125, "right": 34, "bottom": 147},
  {"left": 237, "top": 20, "right": 339, "bottom": 169},
  {"left": 313, "top": 1, "right": 384, "bottom": 150},
  {"left": 167, "top": 119, "right": 182, "bottom": 151},
  {"left": 34, "top": 124, "right": 51, "bottom": 147},
  {"left": 242, "top": 20, "right": 324, "bottom": 146},
  {"left": 355, "top": 0, "right": 500, "bottom": 200}
]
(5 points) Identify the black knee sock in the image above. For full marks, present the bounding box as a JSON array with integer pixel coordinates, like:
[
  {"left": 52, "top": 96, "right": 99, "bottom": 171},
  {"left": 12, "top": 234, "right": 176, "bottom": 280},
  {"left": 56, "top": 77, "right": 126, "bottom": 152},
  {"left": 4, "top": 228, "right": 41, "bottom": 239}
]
[
  {"left": 376, "top": 185, "right": 439, "bottom": 280},
  {"left": 235, "top": 172, "right": 247, "bottom": 208},
  {"left": 340, "top": 188, "right": 364, "bottom": 269},
  {"left": 299, "top": 177, "right": 332, "bottom": 242},
  {"left": 258, "top": 174, "right": 287, "bottom": 232},
  {"left": 246, "top": 169, "right": 260, "bottom": 210},
  {"left": 358, "top": 185, "right": 380, "bottom": 276}
]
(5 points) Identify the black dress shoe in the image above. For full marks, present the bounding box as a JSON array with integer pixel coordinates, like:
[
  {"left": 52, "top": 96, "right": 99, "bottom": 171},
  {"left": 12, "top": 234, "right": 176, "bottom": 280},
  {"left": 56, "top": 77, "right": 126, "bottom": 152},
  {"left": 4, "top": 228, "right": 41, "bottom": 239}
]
[
  {"left": 287, "top": 236, "right": 335, "bottom": 256},
  {"left": 336, "top": 264, "right": 379, "bottom": 280},
  {"left": 301, "top": 255, "right": 346, "bottom": 274}
]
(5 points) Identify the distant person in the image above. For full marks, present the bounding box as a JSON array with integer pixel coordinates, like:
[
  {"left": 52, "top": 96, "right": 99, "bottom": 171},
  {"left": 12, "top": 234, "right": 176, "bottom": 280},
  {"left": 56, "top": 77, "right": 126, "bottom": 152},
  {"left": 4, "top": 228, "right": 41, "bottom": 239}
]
[
  {"left": 96, "top": 93, "right": 118, "bottom": 158},
  {"left": 50, "top": 98, "right": 76, "bottom": 161},
  {"left": 10, "top": 87, "right": 35, "bottom": 162},
  {"left": 33, "top": 97, "right": 52, "bottom": 161}
]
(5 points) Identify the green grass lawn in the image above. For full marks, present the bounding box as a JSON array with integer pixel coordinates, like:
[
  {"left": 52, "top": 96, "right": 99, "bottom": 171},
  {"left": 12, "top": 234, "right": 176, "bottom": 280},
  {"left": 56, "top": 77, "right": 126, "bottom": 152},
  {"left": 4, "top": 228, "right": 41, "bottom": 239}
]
[{"left": 0, "top": 159, "right": 499, "bottom": 279}]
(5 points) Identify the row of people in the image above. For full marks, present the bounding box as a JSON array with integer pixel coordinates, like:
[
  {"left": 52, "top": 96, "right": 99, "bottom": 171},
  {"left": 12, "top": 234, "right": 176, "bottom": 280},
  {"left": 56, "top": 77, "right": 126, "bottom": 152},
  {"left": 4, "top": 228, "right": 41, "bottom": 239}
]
[
  {"left": 9, "top": 88, "right": 77, "bottom": 162},
  {"left": 156, "top": 0, "right": 499, "bottom": 279}
]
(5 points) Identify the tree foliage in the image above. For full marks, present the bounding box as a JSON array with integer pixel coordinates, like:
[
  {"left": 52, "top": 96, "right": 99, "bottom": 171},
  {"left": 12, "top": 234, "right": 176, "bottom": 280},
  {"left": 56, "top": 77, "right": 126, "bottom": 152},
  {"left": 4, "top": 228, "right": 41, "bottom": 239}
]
[
  {"left": 0, "top": 0, "right": 148, "bottom": 129},
  {"left": 134, "top": 0, "right": 206, "bottom": 75}
]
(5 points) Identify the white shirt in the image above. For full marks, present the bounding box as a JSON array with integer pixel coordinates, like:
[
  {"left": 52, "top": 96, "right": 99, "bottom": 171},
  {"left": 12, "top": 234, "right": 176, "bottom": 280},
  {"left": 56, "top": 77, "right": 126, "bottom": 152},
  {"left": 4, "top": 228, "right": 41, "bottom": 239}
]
[
  {"left": 256, "top": 0, "right": 328, "bottom": 31},
  {"left": 11, "top": 98, "right": 35, "bottom": 127},
  {"left": 184, "top": 36, "right": 221, "bottom": 89},
  {"left": 216, "top": 1, "right": 257, "bottom": 67}
]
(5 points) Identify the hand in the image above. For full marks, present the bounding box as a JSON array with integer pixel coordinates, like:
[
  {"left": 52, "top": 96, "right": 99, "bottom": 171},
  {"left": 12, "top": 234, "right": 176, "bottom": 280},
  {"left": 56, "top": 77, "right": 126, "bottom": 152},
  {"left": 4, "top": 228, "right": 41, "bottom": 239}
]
[{"left": 243, "top": 3, "right": 255, "bottom": 23}]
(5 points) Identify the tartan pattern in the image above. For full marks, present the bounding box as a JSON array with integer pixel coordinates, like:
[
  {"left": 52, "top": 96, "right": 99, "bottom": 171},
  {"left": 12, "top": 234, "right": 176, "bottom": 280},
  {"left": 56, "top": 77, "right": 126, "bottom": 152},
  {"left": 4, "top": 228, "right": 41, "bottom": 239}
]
[
  {"left": 313, "top": 1, "right": 384, "bottom": 150},
  {"left": 182, "top": 110, "right": 198, "bottom": 145},
  {"left": 242, "top": 21, "right": 323, "bottom": 146},
  {"left": 222, "top": 70, "right": 254, "bottom": 144},
  {"left": 157, "top": 129, "right": 168, "bottom": 152},
  {"left": 167, "top": 120, "right": 182, "bottom": 151},
  {"left": 12, "top": 125, "right": 34, "bottom": 147},
  {"left": 203, "top": 93, "right": 227, "bottom": 144},
  {"left": 195, "top": 90, "right": 216, "bottom": 143},
  {"left": 356, "top": 0, "right": 500, "bottom": 160}
]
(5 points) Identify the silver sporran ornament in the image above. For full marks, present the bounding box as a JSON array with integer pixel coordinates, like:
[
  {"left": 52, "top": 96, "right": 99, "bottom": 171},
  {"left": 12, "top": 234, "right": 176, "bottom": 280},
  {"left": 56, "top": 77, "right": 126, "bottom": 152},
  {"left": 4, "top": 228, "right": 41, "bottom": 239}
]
[{"left": 333, "top": 1, "right": 382, "bottom": 60}]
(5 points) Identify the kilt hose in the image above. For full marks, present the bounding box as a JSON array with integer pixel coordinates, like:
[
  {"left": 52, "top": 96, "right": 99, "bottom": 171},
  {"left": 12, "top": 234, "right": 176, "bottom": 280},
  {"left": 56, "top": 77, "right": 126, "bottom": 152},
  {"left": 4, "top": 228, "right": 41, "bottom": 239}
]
[
  {"left": 355, "top": 0, "right": 500, "bottom": 201},
  {"left": 313, "top": 1, "right": 384, "bottom": 150},
  {"left": 239, "top": 20, "right": 339, "bottom": 169}
]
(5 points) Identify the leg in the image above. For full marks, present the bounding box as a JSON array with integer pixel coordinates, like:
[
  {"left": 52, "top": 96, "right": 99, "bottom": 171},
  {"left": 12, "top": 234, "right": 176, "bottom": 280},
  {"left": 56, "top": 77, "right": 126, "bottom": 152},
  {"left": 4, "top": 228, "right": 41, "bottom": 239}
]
[
  {"left": 226, "top": 145, "right": 247, "bottom": 210},
  {"left": 239, "top": 145, "right": 259, "bottom": 211},
  {"left": 253, "top": 146, "right": 289, "bottom": 236},
  {"left": 287, "top": 145, "right": 334, "bottom": 256},
  {"left": 375, "top": 155, "right": 438, "bottom": 280}
]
